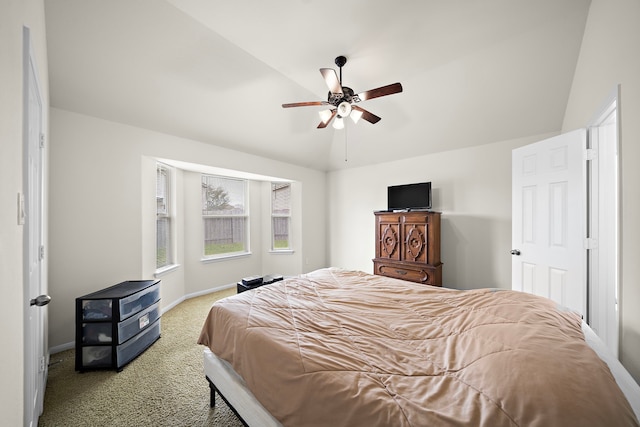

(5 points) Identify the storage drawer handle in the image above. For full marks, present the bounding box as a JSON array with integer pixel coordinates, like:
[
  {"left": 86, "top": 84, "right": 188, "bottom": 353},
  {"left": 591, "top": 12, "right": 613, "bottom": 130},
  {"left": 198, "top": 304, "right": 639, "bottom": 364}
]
[{"left": 395, "top": 269, "right": 407, "bottom": 275}]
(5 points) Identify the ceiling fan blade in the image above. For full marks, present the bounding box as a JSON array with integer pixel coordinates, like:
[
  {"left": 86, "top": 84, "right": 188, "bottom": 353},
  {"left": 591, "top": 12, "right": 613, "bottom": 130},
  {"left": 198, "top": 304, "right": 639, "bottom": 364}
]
[
  {"left": 356, "top": 82, "right": 403, "bottom": 102},
  {"left": 317, "top": 110, "right": 337, "bottom": 128},
  {"left": 352, "top": 105, "right": 381, "bottom": 124},
  {"left": 282, "top": 101, "right": 329, "bottom": 108},
  {"left": 320, "top": 68, "right": 343, "bottom": 95}
]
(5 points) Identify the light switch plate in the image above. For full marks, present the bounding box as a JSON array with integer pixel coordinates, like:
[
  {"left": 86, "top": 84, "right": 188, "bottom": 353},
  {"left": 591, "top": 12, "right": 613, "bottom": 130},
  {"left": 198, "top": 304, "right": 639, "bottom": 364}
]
[{"left": 18, "top": 193, "right": 25, "bottom": 225}]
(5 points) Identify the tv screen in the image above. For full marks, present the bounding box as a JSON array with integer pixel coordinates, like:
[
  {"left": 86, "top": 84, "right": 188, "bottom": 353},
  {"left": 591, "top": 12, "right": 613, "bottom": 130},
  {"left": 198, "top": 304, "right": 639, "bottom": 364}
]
[{"left": 387, "top": 182, "right": 432, "bottom": 211}]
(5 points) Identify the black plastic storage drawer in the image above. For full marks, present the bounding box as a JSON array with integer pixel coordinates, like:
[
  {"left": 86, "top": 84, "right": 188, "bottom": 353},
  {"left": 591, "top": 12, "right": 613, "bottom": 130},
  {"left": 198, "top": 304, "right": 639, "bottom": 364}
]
[
  {"left": 81, "top": 346, "right": 112, "bottom": 368},
  {"left": 81, "top": 322, "right": 113, "bottom": 344},
  {"left": 118, "top": 282, "right": 160, "bottom": 321},
  {"left": 81, "top": 299, "right": 113, "bottom": 321},
  {"left": 116, "top": 319, "right": 161, "bottom": 369},
  {"left": 117, "top": 302, "right": 160, "bottom": 344}
]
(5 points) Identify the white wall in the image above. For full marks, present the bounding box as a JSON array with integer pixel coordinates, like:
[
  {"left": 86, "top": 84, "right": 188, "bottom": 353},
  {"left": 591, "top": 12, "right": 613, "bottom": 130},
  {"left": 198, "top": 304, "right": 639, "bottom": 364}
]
[
  {"left": 327, "top": 133, "right": 555, "bottom": 290},
  {"left": 48, "top": 108, "right": 326, "bottom": 349},
  {"left": 0, "top": 0, "right": 49, "bottom": 424},
  {"left": 561, "top": 0, "right": 640, "bottom": 382}
]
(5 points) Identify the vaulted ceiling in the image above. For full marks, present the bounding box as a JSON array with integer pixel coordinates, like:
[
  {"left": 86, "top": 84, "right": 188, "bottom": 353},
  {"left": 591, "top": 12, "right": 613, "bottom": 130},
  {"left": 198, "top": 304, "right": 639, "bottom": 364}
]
[{"left": 44, "top": 0, "right": 591, "bottom": 171}]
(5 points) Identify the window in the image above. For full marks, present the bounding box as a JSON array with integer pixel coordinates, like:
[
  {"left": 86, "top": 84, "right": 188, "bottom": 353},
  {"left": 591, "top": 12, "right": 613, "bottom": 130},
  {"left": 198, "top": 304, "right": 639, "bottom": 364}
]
[
  {"left": 202, "top": 175, "right": 248, "bottom": 258},
  {"left": 156, "top": 163, "right": 173, "bottom": 269},
  {"left": 271, "top": 182, "right": 291, "bottom": 250}
]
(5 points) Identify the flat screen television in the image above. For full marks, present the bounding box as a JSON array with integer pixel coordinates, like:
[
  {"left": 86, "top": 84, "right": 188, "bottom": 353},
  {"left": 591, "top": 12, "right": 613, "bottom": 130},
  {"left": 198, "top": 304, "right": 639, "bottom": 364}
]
[{"left": 387, "top": 182, "right": 432, "bottom": 211}]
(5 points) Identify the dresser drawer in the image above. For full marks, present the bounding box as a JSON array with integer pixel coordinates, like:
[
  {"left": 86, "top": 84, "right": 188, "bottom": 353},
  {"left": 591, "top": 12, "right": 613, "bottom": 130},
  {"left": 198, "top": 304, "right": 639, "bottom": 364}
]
[
  {"left": 116, "top": 319, "right": 161, "bottom": 369},
  {"left": 119, "top": 282, "right": 160, "bottom": 320},
  {"left": 81, "top": 346, "right": 112, "bottom": 368},
  {"left": 373, "top": 260, "right": 442, "bottom": 286},
  {"left": 81, "top": 299, "right": 113, "bottom": 321},
  {"left": 117, "top": 302, "right": 161, "bottom": 344},
  {"left": 81, "top": 322, "right": 113, "bottom": 344}
]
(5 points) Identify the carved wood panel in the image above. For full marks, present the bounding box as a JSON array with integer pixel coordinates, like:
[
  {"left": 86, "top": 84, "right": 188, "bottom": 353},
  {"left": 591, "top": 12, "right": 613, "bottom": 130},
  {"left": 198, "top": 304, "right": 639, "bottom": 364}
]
[
  {"left": 379, "top": 223, "right": 400, "bottom": 260},
  {"left": 403, "top": 223, "right": 427, "bottom": 263}
]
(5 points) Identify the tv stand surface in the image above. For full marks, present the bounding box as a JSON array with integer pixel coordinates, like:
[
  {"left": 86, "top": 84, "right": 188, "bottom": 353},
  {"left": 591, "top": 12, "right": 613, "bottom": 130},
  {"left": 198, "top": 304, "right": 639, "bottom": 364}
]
[{"left": 376, "top": 208, "right": 432, "bottom": 213}]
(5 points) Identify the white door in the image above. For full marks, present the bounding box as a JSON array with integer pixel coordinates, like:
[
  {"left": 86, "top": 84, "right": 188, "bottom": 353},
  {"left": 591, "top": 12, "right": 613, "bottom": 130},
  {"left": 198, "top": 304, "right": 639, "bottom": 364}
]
[
  {"left": 24, "top": 27, "right": 49, "bottom": 427},
  {"left": 511, "top": 129, "right": 586, "bottom": 316}
]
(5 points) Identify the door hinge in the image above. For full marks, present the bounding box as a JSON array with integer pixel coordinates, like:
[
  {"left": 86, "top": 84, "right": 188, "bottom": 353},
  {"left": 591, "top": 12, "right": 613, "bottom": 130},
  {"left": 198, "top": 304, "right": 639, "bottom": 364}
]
[
  {"left": 584, "top": 148, "right": 597, "bottom": 161},
  {"left": 39, "top": 133, "right": 45, "bottom": 148},
  {"left": 39, "top": 245, "right": 45, "bottom": 261},
  {"left": 39, "top": 356, "right": 46, "bottom": 373},
  {"left": 584, "top": 238, "right": 598, "bottom": 250}
]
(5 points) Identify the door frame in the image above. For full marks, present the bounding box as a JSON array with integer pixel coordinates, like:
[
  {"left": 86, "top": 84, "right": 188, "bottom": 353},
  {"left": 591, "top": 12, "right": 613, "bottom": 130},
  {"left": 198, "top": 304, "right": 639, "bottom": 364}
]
[{"left": 587, "top": 85, "right": 621, "bottom": 357}]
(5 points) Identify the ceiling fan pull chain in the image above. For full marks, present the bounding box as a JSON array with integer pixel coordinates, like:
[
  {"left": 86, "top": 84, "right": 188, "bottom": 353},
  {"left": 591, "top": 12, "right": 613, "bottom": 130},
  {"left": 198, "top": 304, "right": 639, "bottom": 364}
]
[{"left": 344, "top": 124, "right": 348, "bottom": 162}]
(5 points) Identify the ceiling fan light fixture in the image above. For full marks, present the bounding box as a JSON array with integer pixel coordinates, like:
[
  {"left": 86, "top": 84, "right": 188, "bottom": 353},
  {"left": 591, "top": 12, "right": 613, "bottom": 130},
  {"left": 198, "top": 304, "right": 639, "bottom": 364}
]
[
  {"left": 332, "top": 117, "right": 344, "bottom": 130},
  {"left": 319, "top": 109, "right": 334, "bottom": 124},
  {"left": 350, "top": 109, "right": 363, "bottom": 124},
  {"left": 336, "top": 101, "right": 352, "bottom": 118}
]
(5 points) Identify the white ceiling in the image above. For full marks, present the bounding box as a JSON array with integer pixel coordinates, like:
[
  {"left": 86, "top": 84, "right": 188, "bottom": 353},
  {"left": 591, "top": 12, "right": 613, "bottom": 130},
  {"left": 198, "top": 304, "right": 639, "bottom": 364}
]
[{"left": 44, "top": 0, "right": 591, "bottom": 171}]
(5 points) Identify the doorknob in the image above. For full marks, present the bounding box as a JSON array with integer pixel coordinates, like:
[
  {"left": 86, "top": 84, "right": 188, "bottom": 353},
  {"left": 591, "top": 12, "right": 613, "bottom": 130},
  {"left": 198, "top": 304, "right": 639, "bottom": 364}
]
[
  {"left": 30, "top": 294, "right": 51, "bottom": 307},
  {"left": 511, "top": 249, "right": 521, "bottom": 256}
]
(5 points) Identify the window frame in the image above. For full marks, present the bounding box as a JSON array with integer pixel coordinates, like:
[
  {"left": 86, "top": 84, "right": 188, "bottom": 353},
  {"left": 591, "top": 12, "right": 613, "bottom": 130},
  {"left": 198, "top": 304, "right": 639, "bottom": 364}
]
[
  {"left": 201, "top": 174, "right": 250, "bottom": 260},
  {"left": 270, "top": 182, "right": 293, "bottom": 252},
  {"left": 156, "top": 162, "right": 175, "bottom": 272}
]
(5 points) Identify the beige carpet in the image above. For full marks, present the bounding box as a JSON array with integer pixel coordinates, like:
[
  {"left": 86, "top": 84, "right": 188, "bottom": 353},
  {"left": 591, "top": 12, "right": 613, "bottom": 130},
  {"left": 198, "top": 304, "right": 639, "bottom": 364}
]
[{"left": 39, "top": 288, "right": 246, "bottom": 427}]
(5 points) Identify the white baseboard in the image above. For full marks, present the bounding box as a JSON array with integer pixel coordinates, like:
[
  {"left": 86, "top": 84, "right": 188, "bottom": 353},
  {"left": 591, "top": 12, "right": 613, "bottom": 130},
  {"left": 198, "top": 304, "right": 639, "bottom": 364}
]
[
  {"left": 49, "top": 341, "right": 74, "bottom": 355},
  {"left": 161, "top": 295, "right": 186, "bottom": 315},
  {"left": 50, "top": 282, "right": 237, "bottom": 355},
  {"left": 183, "top": 282, "right": 236, "bottom": 300}
]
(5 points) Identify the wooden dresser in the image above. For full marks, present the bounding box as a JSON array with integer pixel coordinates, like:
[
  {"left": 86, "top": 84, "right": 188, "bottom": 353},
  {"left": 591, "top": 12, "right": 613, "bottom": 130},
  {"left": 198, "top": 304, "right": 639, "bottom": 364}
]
[{"left": 373, "top": 210, "right": 442, "bottom": 286}]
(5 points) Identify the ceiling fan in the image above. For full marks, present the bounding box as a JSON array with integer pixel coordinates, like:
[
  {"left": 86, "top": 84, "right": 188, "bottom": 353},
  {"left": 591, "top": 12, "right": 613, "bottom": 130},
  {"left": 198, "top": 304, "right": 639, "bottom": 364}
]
[{"left": 282, "top": 56, "right": 403, "bottom": 129}]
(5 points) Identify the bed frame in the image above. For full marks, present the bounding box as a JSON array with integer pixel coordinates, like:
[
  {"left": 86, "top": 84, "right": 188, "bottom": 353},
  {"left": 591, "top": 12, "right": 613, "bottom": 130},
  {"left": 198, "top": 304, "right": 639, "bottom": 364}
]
[
  {"left": 204, "top": 347, "right": 281, "bottom": 427},
  {"left": 206, "top": 376, "right": 248, "bottom": 427}
]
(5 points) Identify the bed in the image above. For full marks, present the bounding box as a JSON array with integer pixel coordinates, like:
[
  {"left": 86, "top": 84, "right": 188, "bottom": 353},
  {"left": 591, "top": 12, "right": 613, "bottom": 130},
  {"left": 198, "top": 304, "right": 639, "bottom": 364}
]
[{"left": 198, "top": 268, "right": 640, "bottom": 426}]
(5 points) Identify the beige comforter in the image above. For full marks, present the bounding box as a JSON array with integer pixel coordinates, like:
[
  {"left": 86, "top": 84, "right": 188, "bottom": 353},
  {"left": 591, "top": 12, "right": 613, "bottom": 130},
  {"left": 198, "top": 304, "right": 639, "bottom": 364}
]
[{"left": 198, "top": 268, "right": 638, "bottom": 427}]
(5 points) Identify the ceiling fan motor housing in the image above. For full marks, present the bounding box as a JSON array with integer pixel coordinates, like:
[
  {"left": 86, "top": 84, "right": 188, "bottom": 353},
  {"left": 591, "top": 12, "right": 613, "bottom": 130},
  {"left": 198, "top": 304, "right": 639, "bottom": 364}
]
[
  {"left": 328, "top": 55, "right": 361, "bottom": 109},
  {"left": 328, "top": 86, "right": 360, "bottom": 106}
]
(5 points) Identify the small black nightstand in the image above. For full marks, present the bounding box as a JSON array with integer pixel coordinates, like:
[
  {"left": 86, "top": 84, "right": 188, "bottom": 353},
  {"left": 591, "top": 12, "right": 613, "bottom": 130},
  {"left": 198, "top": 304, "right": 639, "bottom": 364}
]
[{"left": 237, "top": 274, "right": 283, "bottom": 293}]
